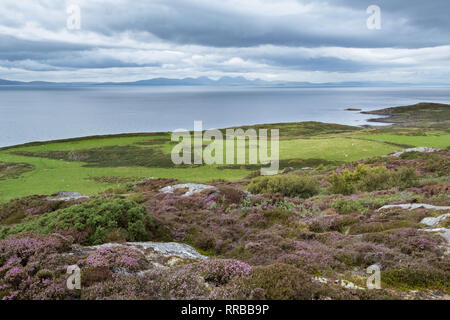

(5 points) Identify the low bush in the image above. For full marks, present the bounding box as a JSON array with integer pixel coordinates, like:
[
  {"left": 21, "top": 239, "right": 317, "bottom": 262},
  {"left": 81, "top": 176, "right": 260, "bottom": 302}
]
[
  {"left": 383, "top": 264, "right": 450, "bottom": 291},
  {"left": 248, "top": 174, "right": 320, "bottom": 198},
  {"left": 240, "top": 263, "right": 320, "bottom": 300},
  {"left": 328, "top": 165, "right": 417, "bottom": 195},
  {"left": 331, "top": 198, "right": 368, "bottom": 214},
  {"left": 217, "top": 186, "right": 247, "bottom": 205},
  {"left": 196, "top": 259, "right": 252, "bottom": 286}
]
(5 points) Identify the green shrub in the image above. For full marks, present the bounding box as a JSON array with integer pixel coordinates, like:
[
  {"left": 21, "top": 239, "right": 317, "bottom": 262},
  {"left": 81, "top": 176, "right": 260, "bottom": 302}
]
[
  {"left": 0, "top": 198, "right": 155, "bottom": 245},
  {"left": 248, "top": 174, "right": 320, "bottom": 198},
  {"left": 217, "top": 186, "right": 246, "bottom": 205},
  {"left": 328, "top": 165, "right": 417, "bottom": 195},
  {"left": 263, "top": 208, "right": 295, "bottom": 224},
  {"left": 331, "top": 198, "right": 368, "bottom": 214},
  {"left": 383, "top": 265, "right": 450, "bottom": 291}
]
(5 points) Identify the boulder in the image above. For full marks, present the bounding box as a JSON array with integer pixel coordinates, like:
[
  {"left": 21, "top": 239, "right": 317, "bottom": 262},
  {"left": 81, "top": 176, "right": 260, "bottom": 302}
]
[
  {"left": 46, "top": 191, "right": 88, "bottom": 201},
  {"left": 160, "top": 183, "right": 215, "bottom": 197}
]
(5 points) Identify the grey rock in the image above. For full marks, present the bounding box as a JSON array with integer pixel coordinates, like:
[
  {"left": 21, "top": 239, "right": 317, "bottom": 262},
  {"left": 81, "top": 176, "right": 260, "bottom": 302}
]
[
  {"left": 377, "top": 203, "right": 450, "bottom": 212},
  {"left": 424, "top": 228, "right": 450, "bottom": 244},
  {"left": 46, "top": 191, "right": 88, "bottom": 201},
  {"left": 160, "top": 183, "right": 215, "bottom": 197},
  {"left": 421, "top": 213, "right": 450, "bottom": 227},
  {"left": 281, "top": 167, "right": 294, "bottom": 174},
  {"left": 88, "top": 241, "right": 207, "bottom": 261}
]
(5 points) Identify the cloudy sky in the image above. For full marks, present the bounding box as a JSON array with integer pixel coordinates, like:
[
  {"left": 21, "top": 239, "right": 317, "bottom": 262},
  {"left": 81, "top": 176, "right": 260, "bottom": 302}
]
[{"left": 0, "top": 0, "right": 449, "bottom": 83}]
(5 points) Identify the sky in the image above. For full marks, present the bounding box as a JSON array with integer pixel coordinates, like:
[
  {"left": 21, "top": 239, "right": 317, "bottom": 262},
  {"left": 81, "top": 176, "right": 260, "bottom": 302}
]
[{"left": 0, "top": 0, "right": 449, "bottom": 83}]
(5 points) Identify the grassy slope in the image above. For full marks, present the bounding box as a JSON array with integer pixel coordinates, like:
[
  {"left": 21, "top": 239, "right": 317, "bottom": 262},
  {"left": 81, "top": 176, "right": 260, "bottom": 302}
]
[{"left": 0, "top": 104, "right": 449, "bottom": 203}]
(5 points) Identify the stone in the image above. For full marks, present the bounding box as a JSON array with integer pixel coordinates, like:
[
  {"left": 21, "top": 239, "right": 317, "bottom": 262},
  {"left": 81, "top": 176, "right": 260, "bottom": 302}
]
[
  {"left": 391, "top": 147, "right": 441, "bottom": 157},
  {"left": 420, "top": 213, "right": 450, "bottom": 227},
  {"left": 424, "top": 228, "right": 450, "bottom": 244},
  {"left": 281, "top": 167, "right": 294, "bottom": 174},
  {"left": 160, "top": 183, "right": 215, "bottom": 197},
  {"left": 377, "top": 203, "right": 450, "bottom": 212},
  {"left": 46, "top": 191, "right": 88, "bottom": 201}
]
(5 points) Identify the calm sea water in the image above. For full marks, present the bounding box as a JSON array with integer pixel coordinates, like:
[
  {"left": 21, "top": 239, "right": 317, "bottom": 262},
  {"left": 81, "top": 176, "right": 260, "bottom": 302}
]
[{"left": 0, "top": 86, "right": 449, "bottom": 147}]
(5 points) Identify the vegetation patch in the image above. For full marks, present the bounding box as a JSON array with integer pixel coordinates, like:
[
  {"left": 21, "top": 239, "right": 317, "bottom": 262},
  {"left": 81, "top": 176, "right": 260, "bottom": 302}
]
[
  {"left": 328, "top": 164, "right": 418, "bottom": 195},
  {"left": 0, "top": 162, "right": 33, "bottom": 180},
  {"left": 0, "top": 195, "right": 79, "bottom": 225},
  {"left": 13, "top": 146, "right": 177, "bottom": 168},
  {"left": 248, "top": 174, "right": 320, "bottom": 198},
  {"left": 0, "top": 198, "right": 158, "bottom": 245},
  {"left": 88, "top": 176, "right": 144, "bottom": 184}
]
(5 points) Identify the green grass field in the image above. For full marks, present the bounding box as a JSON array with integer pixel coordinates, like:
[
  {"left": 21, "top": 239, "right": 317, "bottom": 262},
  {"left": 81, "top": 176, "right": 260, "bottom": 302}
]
[
  {"left": 351, "top": 132, "right": 450, "bottom": 149},
  {"left": 0, "top": 116, "right": 449, "bottom": 203}
]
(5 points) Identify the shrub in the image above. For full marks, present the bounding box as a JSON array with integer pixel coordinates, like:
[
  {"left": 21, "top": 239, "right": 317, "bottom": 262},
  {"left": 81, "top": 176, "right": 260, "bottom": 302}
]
[
  {"left": 331, "top": 198, "right": 368, "bottom": 214},
  {"left": 0, "top": 198, "right": 155, "bottom": 245},
  {"left": 0, "top": 195, "right": 76, "bottom": 225},
  {"left": 399, "top": 151, "right": 423, "bottom": 160},
  {"left": 328, "top": 165, "right": 417, "bottom": 195},
  {"left": 262, "top": 208, "right": 296, "bottom": 224},
  {"left": 242, "top": 263, "right": 318, "bottom": 300},
  {"left": 196, "top": 259, "right": 252, "bottom": 286},
  {"left": 217, "top": 186, "right": 246, "bottom": 205},
  {"left": 383, "top": 264, "right": 450, "bottom": 291},
  {"left": 309, "top": 215, "right": 361, "bottom": 233},
  {"left": 248, "top": 174, "right": 320, "bottom": 198}
]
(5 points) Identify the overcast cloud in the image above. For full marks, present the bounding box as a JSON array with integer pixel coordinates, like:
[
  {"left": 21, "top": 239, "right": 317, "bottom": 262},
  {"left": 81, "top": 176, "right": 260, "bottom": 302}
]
[{"left": 0, "top": 0, "right": 449, "bottom": 83}]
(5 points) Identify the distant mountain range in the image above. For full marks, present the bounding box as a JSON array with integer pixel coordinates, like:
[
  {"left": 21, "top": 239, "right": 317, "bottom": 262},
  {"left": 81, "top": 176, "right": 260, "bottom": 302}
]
[{"left": 0, "top": 77, "right": 447, "bottom": 88}]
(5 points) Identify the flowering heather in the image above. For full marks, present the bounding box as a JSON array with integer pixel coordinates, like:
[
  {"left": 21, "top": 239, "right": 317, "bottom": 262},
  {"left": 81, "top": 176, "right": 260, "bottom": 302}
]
[
  {"left": 80, "top": 246, "right": 149, "bottom": 273},
  {"left": 0, "top": 233, "right": 75, "bottom": 300},
  {"left": 195, "top": 259, "right": 252, "bottom": 286}
]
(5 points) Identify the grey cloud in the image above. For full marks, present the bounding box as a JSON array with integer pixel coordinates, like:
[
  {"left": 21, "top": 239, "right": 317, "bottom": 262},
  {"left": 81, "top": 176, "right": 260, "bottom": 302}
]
[
  {"left": 76, "top": 0, "right": 450, "bottom": 48},
  {"left": 0, "top": 0, "right": 449, "bottom": 83}
]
